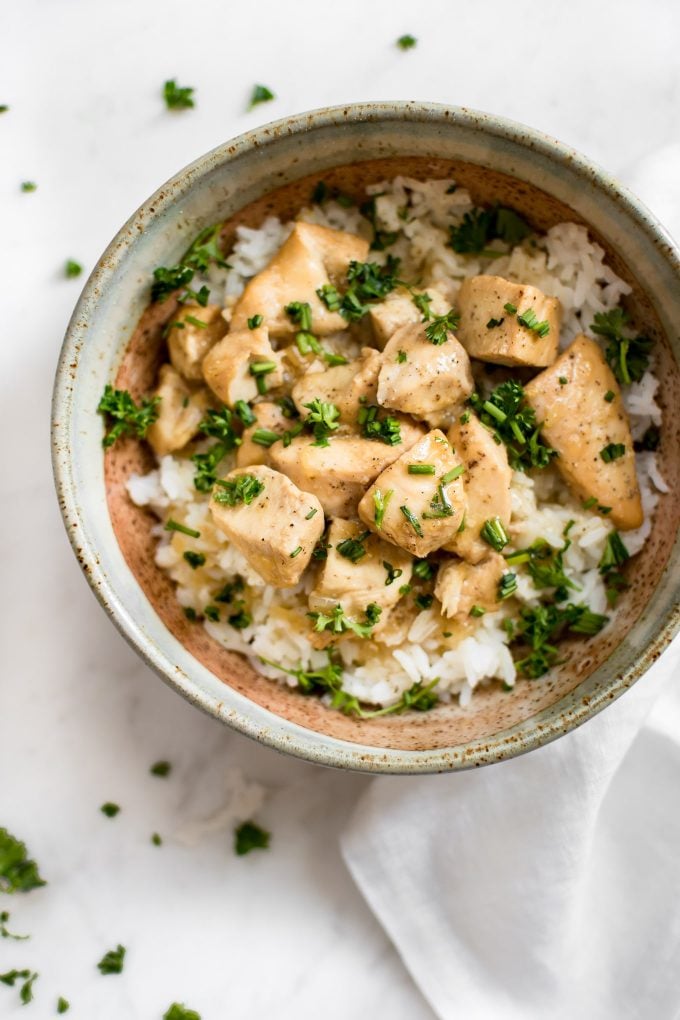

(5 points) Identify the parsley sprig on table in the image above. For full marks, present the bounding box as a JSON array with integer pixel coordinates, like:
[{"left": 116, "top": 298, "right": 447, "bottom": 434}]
[
  {"left": 234, "top": 821, "right": 270, "bottom": 855},
  {"left": 97, "top": 385, "right": 160, "bottom": 448},
  {"left": 164, "top": 1005, "right": 201, "bottom": 1020},
  {"left": 590, "top": 307, "right": 652, "bottom": 385},
  {"left": 0, "top": 969, "right": 38, "bottom": 1004},
  {"left": 163, "top": 79, "right": 195, "bottom": 110},
  {"left": 469, "top": 380, "right": 556, "bottom": 470},
  {"left": 248, "top": 84, "right": 275, "bottom": 110},
  {"left": 97, "top": 944, "right": 126, "bottom": 975}
]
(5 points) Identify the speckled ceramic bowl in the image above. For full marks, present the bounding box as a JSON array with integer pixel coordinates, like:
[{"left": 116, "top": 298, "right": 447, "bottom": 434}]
[{"left": 52, "top": 102, "right": 680, "bottom": 773}]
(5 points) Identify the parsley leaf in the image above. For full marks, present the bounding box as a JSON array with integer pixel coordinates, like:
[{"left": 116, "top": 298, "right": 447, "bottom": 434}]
[
  {"left": 100, "top": 803, "right": 120, "bottom": 818},
  {"left": 396, "top": 34, "right": 417, "bottom": 49},
  {"left": 450, "top": 205, "right": 531, "bottom": 256},
  {"left": 97, "top": 944, "right": 126, "bottom": 975},
  {"left": 213, "top": 473, "right": 265, "bottom": 506},
  {"left": 248, "top": 84, "right": 275, "bottom": 110},
  {"left": 57, "top": 996, "right": 70, "bottom": 1013},
  {"left": 302, "top": 398, "right": 341, "bottom": 447},
  {"left": 308, "top": 603, "right": 382, "bottom": 639},
  {"left": 357, "top": 403, "right": 402, "bottom": 445},
  {"left": 150, "top": 761, "right": 171, "bottom": 778},
  {"left": 234, "top": 821, "right": 270, "bottom": 855},
  {"left": 424, "top": 309, "right": 460, "bottom": 345},
  {"left": 65, "top": 259, "right": 82, "bottom": 278},
  {"left": 97, "top": 385, "right": 160, "bottom": 448},
  {"left": 21, "top": 181, "right": 37, "bottom": 193},
  {"left": 0, "top": 828, "right": 46, "bottom": 894},
  {"left": 318, "top": 257, "right": 402, "bottom": 322},
  {"left": 469, "top": 380, "right": 556, "bottom": 471},
  {"left": 163, "top": 79, "right": 195, "bottom": 110},
  {"left": 600, "top": 442, "right": 626, "bottom": 462},
  {"left": 512, "top": 602, "right": 608, "bottom": 678},
  {"left": 337, "top": 531, "right": 371, "bottom": 563},
  {"left": 164, "top": 1004, "right": 201, "bottom": 1020},
  {"left": 151, "top": 224, "right": 227, "bottom": 302},
  {"left": 0, "top": 911, "right": 28, "bottom": 941},
  {"left": 590, "top": 308, "right": 652, "bottom": 385}
]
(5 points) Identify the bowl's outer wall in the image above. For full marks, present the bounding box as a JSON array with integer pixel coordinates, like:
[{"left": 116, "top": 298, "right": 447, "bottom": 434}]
[{"left": 53, "top": 103, "right": 680, "bottom": 773}]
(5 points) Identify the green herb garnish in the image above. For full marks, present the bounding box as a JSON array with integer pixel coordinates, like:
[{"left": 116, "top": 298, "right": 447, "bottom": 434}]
[
  {"left": 308, "top": 603, "right": 382, "bottom": 639},
  {"left": 0, "top": 829, "right": 46, "bottom": 894},
  {"left": 235, "top": 821, "right": 270, "bottom": 855},
  {"left": 337, "top": 531, "right": 370, "bottom": 563},
  {"left": 100, "top": 803, "right": 120, "bottom": 818},
  {"left": 591, "top": 308, "right": 652, "bottom": 385},
  {"left": 396, "top": 34, "right": 417, "bottom": 49},
  {"left": 517, "top": 307, "right": 550, "bottom": 337},
  {"left": 469, "top": 379, "right": 555, "bottom": 471},
  {"left": 513, "top": 602, "right": 608, "bottom": 678},
  {"left": 481, "top": 516, "right": 509, "bottom": 552},
  {"left": 21, "top": 181, "right": 37, "bottom": 193},
  {"left": 373, "top": 488, "right": 393, "bottom": 529},
  {"left": 150, "top": 761, "right": 171, "bottom": 777},
  {"left": 424, "top": 309, "right": 460, "bottom": 345},
  {"left": 400, "top": 505, "right": 424, "bottom": 537},
  {"left": 289, "top": 546, "right": 303, "bottom": 559},
  {"left": 412, "top": 292, "right": 433, "bottom": 319},
  {"left": 163, "top": 79, "right": 195, "bottom": 110},
  {"left": 234, "top": 400, "right": 257, "bottom": 426},
  {"left": 408, "top": 463, "right": 435, "bottom": 475},
  {"left": 470, "top": 605, "right": 486, "bottom": 618},
  {"left": 183, "top": 551, "right": 205, "bottom": 569},
  {"left": 248, "top": 84, "right": 275, "bottom": 110},
  {"left": 414, "top": 593, "right": 434, "bottom": 611},
  {"left": 635, "top": 426, "right": 660, "bottom": 452},
  {"left": 497, "top": 572, "right": 518, "bottom": 600},
  {"left": 396, "top": 349, "right": 408, "bottom": 363},
  {"left": 65, "top": 259, "right": 82, "bottom": 278},
  {"left": 164, "top": 1004, "right": 201, "bottom": 1020},
  {"left": 600, "top": 443, "right": 626, "bottom": 463},
  {"left": 97, "top": 944, "right": 126, "bottom": 975},
  {"left": 97, "top": 385, "right": 160, "bottom": 448},
  {"left": 251, "top": 428, "right": 281, "bottom": 447},
  {"left": 213, "top": 473, "right": 265, "bottom": 506},
  {"left": 357, "top": 404, "right": 402, "bottom": 445},
  {"left": 318, "top": 257, "right": 401, "bottom": 322},
  {"left": 450, "top": 206, "right": 531, "bottom": 256},
  {"left": 57, "top": 996, "right": 70, "bottom": 1012},
  {"left": 164, "top": 520, "right": 200, "bottom": 540},
  {"left": 303, "top": 398, "right": 341, "bottom": 447},
  {"left": 247, "top": 314, "right": 263, "bottom": 329}
]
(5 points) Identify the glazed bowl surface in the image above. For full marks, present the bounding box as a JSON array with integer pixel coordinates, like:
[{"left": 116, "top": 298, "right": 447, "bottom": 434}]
[{"left": 52, "top": 102, "right": 680, "bottom": 773}]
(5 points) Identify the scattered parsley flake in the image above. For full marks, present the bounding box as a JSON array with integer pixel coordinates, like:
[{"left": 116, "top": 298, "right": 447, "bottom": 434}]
[
  {"left": 97, "top": 385, "right": 159, "bottom": 448},
  {"left": 414, "top": 593, "right": 434, "bottom": 611},
  {"left": 481, "top": 516, "right": 509, "bottom": 552},
  {"left": 248, "top": 84, "right": 275, "bottom": 110},
  {"left": 469, "top": 380, "right": 555, "bottom": 471},
  {"left": 337, "top": 531, "right": 371, "bottom": 563},
  {"left": 357, "top": 403, "right": 402, "bottom": 445},
  {"left": 450, "top": 206, "right": 531, "bottom": 256},
  {"left": 412, "top": 558, "right": 435, "bottom": 580},
  {"left": 163, "top": 79, "right": 195, "bottom": 110},
  {"left": 213, "top": 473, "right": 264, "bottom": 506},
  {"left": 150, "top": 761, "right": 171, "bottom": 778},
  {"left": 21, "top": 181, "right": 37, "bottom": 193},
  {"left": 600, "top": 442, "right": 625, "bottom": 463},
  {"left": 65, "top": 259, "right": 82, "bottom": 278},
  {"left": 164, "top": 1005, "right": 201, "bottom": 1020},
  {"left": 591, "top": 308, "right": 652, "bottom": 385},
  {"left": 100, "top": 803, "right": 120, "bottom": 818},
  {"left": 151, "top": 833, "right": 162, "bottom": 847},
  {"left": 397, "top": 34, "right": 417, "bottom": 49},
  {"left": 424, "top": 309, "right": 460, "bottom": 345},
  {"left": 487, "top": 317, "right": 504, "bottom": 329},
  {"left": 470, "top": 605, "right": 486, "bottom": 618},
  {"left": 373, "top": 488, "right": 393, "bottom": 529},
  {"left": 57, "top": 996, "right": 70, "bottom": 1013},
  {"left": 308, "top": 603, "right": 382, "bottom": 639},
  {"left": 0, "top": 911, "right": 28, "bottom": 941},
  {"left": 97, "top": 944, "right": 126, "bottom": 975},
  {"left": 635, "top": 426, "right": 660, "bottom": 452},
  {"left": 165, "top": 519, "right": 200, "bottom": 539},
  {"left": 247, "top": 314, "right": 263, "bottom": 329},
  {"left": 604, "top": 389, "right": 615, "bottom": 402},
  {"left": 397, "top": 349, "right": 408, "bottom": 363},
  {"left": 0, "top": 828, "right": 46, "bottom": 894},
  {"left": 235, "top": 821, "right": 270, "bottom": 855}
]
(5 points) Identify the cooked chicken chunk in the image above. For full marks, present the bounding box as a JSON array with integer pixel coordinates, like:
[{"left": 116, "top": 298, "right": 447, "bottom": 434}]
[
  {"left": 358, "top": 429, "right": 466, "bottom": 556},
  {"left": 309, "top": 519, "right": 413, "bottom": 621},
  {"left": 292, "top": 348, "right": 381, "bottom": 420},
  {"left": 369, "top": 287, "right": 450, "bottom": 349},
  {"left": 167, "top": 303, "right": 228, "bottom": 382},
  {"left": 270, "top": 423, "right": 425, "bottom": 519},
  {"left": 146, "top": 364, "right": 210, "bottom": 456},
  {"left": 524, "top": 334, "right": 642, "bottom": 529},
  {"left": 456, "top": 275, "right": 560, "bottom": 367},
  {"left": 230, "top": 222, "right": 369, "bottom": 338},
  {"left": 377, "top": 321, "right": 474, "bottom": 427},
  {"left": 236, "top": 402, "right": 291, "bottom": 469},
  {"left": 434, "top": 553, "right": 507, "bottom": 619},
  {"left": 444, "top": 413, "right": 513, "bottom": 563},
  {"left": 209, "top": 465, "right": 324, "bottom": 587},
  {"left": 202, "top": 325, "right": 283, "bottom": 406}
]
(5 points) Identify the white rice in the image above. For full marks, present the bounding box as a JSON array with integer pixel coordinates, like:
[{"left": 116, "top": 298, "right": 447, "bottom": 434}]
[{"left": 127, "top": 178, "right": 666, "bottom": 708}]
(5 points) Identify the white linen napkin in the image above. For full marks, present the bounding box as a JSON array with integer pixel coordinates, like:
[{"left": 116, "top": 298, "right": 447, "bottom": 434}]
[{"left": 342, "top": 150, "right": 680, "bottom": 1020}]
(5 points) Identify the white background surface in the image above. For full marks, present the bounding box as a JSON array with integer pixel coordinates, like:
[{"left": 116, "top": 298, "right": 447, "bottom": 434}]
[{"left": 1, "top": 1, "right": 679, "bottom": 1017}]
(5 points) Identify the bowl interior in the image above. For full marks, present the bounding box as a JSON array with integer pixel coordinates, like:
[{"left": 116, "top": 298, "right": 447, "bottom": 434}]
[{"left": 102, "top": 151, "right": 680, "bottom": 756}]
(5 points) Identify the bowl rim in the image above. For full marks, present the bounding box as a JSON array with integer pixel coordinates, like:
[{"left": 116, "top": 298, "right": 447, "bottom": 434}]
[{"left": 52, "top": 100, "right": 680, "bottom": 774}]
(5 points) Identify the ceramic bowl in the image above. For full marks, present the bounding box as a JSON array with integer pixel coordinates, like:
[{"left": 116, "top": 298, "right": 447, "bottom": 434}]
[{"left": 52, "top": 102, "right": 680, "bottom": 773}]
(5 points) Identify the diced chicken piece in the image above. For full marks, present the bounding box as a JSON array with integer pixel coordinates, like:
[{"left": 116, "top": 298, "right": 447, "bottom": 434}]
[
  {"left": 309, "top": 519, "right": 413, "bottom": 622},
  {"left": 270, "top": 422, "right": 425, "bottom": 519},
  {"left": 524, "top": 335, "right": 642, "bottom": 529},
  {"left": 369, "top": 287, "right": 450, "bottom": 350},
  {"left": 146, "top": 364, "right": 211, "bottom": 456},
  {"left": 230, "top": 222, "right": 369, "bottom": 338},
  {"left": 236, "top": 402, "right": 291, "bottom": 469},
  {"left": 358, "top": 430, "right": 466, "bottom": 556},
  {"left": 444, "top": 413, "right": 513, "bottom": 563},
  {"left": 456, "top": 275, "right": 560, "bottom": 367},
  {"left": 291, "top": 348, "right": 381, "bottom": 420},
  {"left": 434, "top": 553, "right": 507, "bottom": 619},
  {"left": 209, "top": 465, "right": 324, "bottom": 587},
  {"left": 167, "top": 303, "right": 228, "bottom": 382},
  {"left": 377, "top": 321, "right": 474, "bottom": 427},
  {"left": 202, "top": 325, "right": 283, "bottom": 405}
]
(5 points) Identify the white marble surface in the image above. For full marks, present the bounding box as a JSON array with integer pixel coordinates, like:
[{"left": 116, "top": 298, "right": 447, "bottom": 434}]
[{"left": 1, "top": 1, "right": 679, "bottom": 1017}]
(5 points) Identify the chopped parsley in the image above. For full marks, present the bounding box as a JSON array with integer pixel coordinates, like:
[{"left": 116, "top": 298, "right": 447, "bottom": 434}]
[
  {"left": 234, "top": 400, "right": 256, "bottom": 426},
  {"left": 0, "top": 969, "right": 38, "bottom": 1005},
  {"left": 0, "top": 828, "right": 46, "bottom": 894},
  {"left": 318, "top": 257, "right": 401, "bottom": 322},
  {"left": 412, "top": 292, "right": 433, "bottom": 319},
  {"left": 213, "top": 473, "right": 264, "bottom": 506},
  {"left": 302, "top": 398, "right": 341, "bottom": 447},
  {"left": 373, "top": 488, "right": 393, "bottom": 529},
  {"left": 228, "top": 608, "right": 251, "bottom": 629},
  {"left": 449, "top": 205, "right": 531, "bottom": 257},
  {"left": 97, "top": 944, "right": 126, "bottom": 975},
  {"left": 0, "top": 911, "right": 27, "bottom": 941},
  {"left": 470, "top": 605, "right": 486, "bottom": 618},
  {"left": 183, "top": 551, "right": 205, "bottom": 570},
  {"left": 57, "top": 996, "right": 70, "bottom": 1013},
  {"left": 396, "top": 34, "right": 417, "bottom": 49},
  {"left": 559, "top": 376, "right": 569, "bottom": 386},
  {"left": 234, "top": 821, "right": 270, "bottom": 855},
  {"left": 635, "top": 425, "right": 660, "bottom": 452},
  {"left": 517, "top": 307, "right": 550, "bottom": 337},
  {"left": 604, "top": 389, "right": 615, "bottom": 402},
  {"left": 337, "top": 531, "right": 371, "bottom": 563},
  {"left": 289, "top": 546, "right": 303, "bottom": 559},
  {"left": 308, "top": 603, "right": 382, "bottom": 639},
  {"left": 204, "top": 605, "right": 220, "bottom": 622},
  {"left": 315, "top": 283, "right": 342, "bottom": 311},
  {"left": 408, "top": 464, "right": 435, "bottom": 475},
  {"left": 100, "top": 803, "right": 120, "bottom": 818},
  {"left": 165, "top": 519, "right": 201, "bottom": 539},
  {"left": 151, "top": 224, "right": 228, "bottom": 302},
  {"left": 469, "top": 380, "right": 555, "bottom": 471},
  {"left": 400, "top": 504, "right": 423, "bottom": 537},
  {"left": 599, "top": 531, "right": 630, "bottom": 575},
  {"left": 590, "top": 308, "right": 652, "bottom": 385},
  {"left": 513, "top": 603, "right": 608, "bottom": 678},
  {"left": 164, "top": 1005, "right": 201, "bottom": 1020},
  {"left": 383, "top": 561, "right": 403, "bottom": 586},
  {"left": 21, "top": 181, "right": 37, "bottom": 193},
  {"left": 247, "top": 314, "right": 263, "bottom": 329},
  {"left": 600, "top": 442, "right": 626, "bottom": 463},
  {"left": 65, "top": 259, "right": 82, "bottom": 278},
  {"left": 151, "top": 833, "right": 163, "bottom": 847},
  {"left": 312, "top": 181, "right": 355, "bottom": 207},
  {"left": 481, "top": 516, "right": 509, "bottom": 552},
  {"left": 0, "top": 105, "right": 8, "bottom": 113},
  {"left": 183, "top": 607, "right": 197, "bottom": 621},
  {"left": 358, "top": 404, "right": 402, "bottom": 445},
  {"left": 248, "top": 84, "right": 275, "bottom": 110},
  {"left": 163, "top": 79, "right": 195, "bottom": 110},
  {"left": 397, "top": 349, "right": 408, "bottom": 363},
  {"left": 97, "top": 385, "right": 160, "bottom": 448},
  {"left": 424, "top": 309, "right": 460, "bottom": 345},
  {"left": 414, "top": 593, "right": 434, "bottom": 611},
  {"left": 412, "top": 558, "right": 436, "bottom": 580},
  {"left": 214, "top": 577, "right": 244, "bottom": 603},
  {"left": 150, "top": 761, "right": 171, "bottom": 778},
  {"left": 192, "top": 406, "right": 242, "bottom": 490}
]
